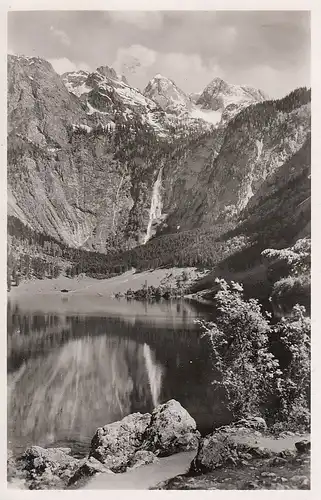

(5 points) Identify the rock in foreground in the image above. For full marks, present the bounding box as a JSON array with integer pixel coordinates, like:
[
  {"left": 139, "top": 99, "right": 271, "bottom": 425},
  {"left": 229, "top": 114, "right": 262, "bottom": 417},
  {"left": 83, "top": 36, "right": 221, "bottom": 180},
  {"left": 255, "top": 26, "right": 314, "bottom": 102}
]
[
  {"left": 11, "top": 446, "right": 83, "bottom": 489},
  {"left": 69, "top": 399, "right": 200, "bottom": 485},
  {"left": 191, "top": 418, "right": 273, "bottom": 474},
  {"left": 156, "top": 451, "right": 310, "bottom": 490},
  {"left": 89, "top": 412, "right": 151, "bottom": 472},
  {"left": 141, "top": 400, "right": 200, "bottom": 457}
]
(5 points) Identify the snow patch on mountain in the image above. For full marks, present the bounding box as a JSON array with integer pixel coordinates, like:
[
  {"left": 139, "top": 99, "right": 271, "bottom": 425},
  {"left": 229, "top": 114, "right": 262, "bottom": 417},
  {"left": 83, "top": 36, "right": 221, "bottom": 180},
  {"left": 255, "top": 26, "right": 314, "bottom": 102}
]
[
  {"left": 189, "top": 91, "right": 202, "bottom": 103},
  {"left": 72, "top": 124, "right": 93, "bottom": 133},
  {"left": 115, "top": 85, "right": 156, "bottom": 109},
  {"left": 190, "top": 107, "right": 222, "bottom": 125},
  {"left": 86, "top": 102, "right": 109, "bottom": 115}
]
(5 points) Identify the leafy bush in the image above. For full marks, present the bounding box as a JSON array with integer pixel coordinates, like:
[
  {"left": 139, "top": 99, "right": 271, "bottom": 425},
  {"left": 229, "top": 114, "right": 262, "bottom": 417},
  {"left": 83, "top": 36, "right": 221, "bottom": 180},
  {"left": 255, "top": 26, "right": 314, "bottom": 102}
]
[
  {"left": 271, "top": 274, "right": 311, "bottom": 316},
  {"left": 271, "top": 305, "right": 311, "bottom": 431},
  {"left": 197, "top": 279, "right": 281, "bottom": 420},
  {"left": 198, "top": 279, "right": 310, "bottom": 430},
  {"left": 262, "top": 238, "right": 311, "bottom": 315},
  {"left": 262, "top": 238, "right": 311, "bottom": 278}
]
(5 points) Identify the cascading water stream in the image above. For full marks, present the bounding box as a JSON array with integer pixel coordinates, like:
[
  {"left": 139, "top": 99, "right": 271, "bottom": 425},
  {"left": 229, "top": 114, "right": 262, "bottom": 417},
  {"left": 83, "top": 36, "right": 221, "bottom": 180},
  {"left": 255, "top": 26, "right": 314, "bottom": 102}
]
[
  {"left": 143, "top": 167, "right": 163, "bottom": 244},
  {"left": 143, "top": 343, "right": 163, "bottom": 408}
]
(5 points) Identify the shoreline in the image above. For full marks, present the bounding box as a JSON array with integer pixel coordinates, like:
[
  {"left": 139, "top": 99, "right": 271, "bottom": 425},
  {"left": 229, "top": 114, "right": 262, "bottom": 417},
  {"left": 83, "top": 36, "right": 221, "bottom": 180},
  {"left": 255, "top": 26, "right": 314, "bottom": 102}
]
[
  {"left": 8, "top": 400, "right": 310, "bottom": 491},
  {"left": 8, "top": 267, "right": 209, "bottom": 300}
]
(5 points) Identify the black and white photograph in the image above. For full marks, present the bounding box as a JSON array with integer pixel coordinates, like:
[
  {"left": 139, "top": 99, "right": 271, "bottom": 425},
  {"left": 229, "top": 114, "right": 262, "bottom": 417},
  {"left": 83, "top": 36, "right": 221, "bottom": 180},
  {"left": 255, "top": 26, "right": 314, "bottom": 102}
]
[{"left": 5, "top": 5, "right": 313, "bottom": 492}]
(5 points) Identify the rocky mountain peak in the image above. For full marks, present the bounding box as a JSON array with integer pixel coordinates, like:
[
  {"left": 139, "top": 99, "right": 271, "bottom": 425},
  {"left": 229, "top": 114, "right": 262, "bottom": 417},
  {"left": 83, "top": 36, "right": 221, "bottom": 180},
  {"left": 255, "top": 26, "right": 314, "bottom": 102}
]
[
  {"left": 62, "top": 63, "right": 129, "bottom": 98},
  {"left": 144, "top": 74, "right": 192, "bottom": 113},
  {"left": 197, "top": 76, "right": 267, "bottom": 112},
  {"left": 96, "top": 65, "right": 128, "bottom": 84}
]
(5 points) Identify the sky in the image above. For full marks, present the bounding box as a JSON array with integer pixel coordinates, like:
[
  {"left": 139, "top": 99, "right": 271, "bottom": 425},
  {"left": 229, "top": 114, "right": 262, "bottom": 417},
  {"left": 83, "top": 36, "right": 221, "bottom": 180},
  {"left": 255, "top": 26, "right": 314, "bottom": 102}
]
[{"left": 7, "top": 10, "right": 310, "bottom": 98}]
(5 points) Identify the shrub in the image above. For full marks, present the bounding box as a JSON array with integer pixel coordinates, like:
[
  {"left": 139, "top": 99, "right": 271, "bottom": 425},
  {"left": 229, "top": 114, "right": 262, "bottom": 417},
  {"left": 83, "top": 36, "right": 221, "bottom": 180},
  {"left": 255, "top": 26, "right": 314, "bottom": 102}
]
[
  {"left": 271, "top": 305, "right": 311, "bottom": 431},
  {"left": 198, "top": 279, "right": 310, "bottom": 430},
  {"left": 271, "top": 274, "right": 310, "bottom": 315},
  {"left": 262, "top": 238, "right": 311, "bottom": 278},
  {"left": 197, "top": 279, "right": 281, "bottom": 420}
]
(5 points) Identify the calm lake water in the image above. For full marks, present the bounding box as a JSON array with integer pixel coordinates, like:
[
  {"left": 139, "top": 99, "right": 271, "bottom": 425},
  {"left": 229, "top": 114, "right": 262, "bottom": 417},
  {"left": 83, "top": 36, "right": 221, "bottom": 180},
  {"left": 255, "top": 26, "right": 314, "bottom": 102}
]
[{"left": 7, "top": 296, "right": 230, "bottom": 458}]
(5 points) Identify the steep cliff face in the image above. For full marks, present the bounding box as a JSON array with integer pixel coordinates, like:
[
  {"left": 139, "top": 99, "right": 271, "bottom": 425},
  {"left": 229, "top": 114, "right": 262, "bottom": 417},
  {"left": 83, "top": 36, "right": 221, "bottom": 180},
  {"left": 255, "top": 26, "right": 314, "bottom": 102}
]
[
  {"left": 162, "top": 88, "right": 310, "bottom": 233},
  {"left": 7, "top": 55, "right": 213, "bottom": 252},
  {"left": 7, "top": 54, "right": 310, "bottom": 262}
]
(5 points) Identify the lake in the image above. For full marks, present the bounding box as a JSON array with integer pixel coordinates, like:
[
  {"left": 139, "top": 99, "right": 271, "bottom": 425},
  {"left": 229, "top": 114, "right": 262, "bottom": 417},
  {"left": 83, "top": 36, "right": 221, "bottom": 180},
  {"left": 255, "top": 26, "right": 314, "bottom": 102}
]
[{"left": 7, "top": 296, "right": 231, "bottom": 458}]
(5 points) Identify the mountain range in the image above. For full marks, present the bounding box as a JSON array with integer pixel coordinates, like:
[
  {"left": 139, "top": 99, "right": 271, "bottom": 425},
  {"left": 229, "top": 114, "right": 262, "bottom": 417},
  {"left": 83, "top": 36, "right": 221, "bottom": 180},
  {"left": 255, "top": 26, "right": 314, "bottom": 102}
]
[{"left": 7, "top": 53, "right": 311, "bottom": 293}]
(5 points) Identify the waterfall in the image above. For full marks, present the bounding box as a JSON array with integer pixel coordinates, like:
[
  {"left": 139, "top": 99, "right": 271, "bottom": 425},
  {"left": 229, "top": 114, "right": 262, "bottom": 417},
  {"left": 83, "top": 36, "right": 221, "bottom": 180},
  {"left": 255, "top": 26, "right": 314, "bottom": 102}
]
[
  {"left": 143, "top": 343, "right": 163, "bottom": 408},
  {"left": 143, "top": 167, "right": 163, "bottom": 244},
  {"left": 256, "top": 139, "right": 263, "bottom": 161}
]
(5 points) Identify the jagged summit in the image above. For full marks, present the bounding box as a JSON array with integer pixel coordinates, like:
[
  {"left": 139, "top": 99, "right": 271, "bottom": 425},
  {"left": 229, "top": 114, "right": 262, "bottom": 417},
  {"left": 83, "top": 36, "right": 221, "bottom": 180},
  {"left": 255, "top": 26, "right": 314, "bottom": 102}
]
[
  {"left": 96, "top": 65, "right": 128, "bottom": 84},
  {"left": 62, "top": 63, "right": 129, "bottom": 97},
  {"left": 197, "top": 76, "right": 267, "bottom": 112},
  {"left": 144, "top": 74, "right": 192, "bottom": 113}
]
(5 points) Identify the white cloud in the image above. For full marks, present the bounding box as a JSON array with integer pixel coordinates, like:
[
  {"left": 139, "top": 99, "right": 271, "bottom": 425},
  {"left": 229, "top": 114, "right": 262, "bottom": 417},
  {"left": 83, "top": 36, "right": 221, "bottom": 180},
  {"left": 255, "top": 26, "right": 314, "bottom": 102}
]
[
  {"left": 112, "top": 45, "right": 224, "bottom": 92},
  {"left": 106, "top": 11, "right": 163, "bottom": 31},
  {"left": 50, "top": 25, "right": 70, "bottom": 46},
  {"left": 48, "top": 58, "right": 91, "bottom": 75},
  {"left": 111, "top": 44, "right": 223, "bottom": 93},
  {"left": 113, "top": 44, "right": 156, "bottom": 75},
  {"left": 235, "top": 63, "right": 310, "bottom": 99},
  {"left": 151, "top": 52, "right": 224, "bottom": 93},
  {"left": 224, "top": 26, "right": 237, "bottom": 46}
]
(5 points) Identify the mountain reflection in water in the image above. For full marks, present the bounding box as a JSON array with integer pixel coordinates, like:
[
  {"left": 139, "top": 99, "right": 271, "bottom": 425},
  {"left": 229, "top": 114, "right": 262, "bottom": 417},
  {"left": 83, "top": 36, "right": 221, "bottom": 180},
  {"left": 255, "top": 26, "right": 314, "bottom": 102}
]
[{"left": 8, "top": 299, "right": 231, "bottom": 457}]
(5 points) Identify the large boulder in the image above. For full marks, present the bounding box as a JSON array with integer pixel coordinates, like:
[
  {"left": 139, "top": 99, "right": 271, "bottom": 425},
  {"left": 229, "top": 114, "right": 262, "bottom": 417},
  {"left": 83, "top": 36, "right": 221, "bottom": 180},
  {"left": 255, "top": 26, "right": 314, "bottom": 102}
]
[
  {"left": 191, "top": 418, "right": 271, "bottom": 474},
  {"left": 89, "top": 412, "right": 151, "bottom": 472},
  {"left": 191, "top": 432, "right": 239, "bottom": 473},
  {"left": 141, "top": 399, "right": 200, "bottom": 457},
  {"left": 15, "top": 446, "right": 82, "bottom": 489}
]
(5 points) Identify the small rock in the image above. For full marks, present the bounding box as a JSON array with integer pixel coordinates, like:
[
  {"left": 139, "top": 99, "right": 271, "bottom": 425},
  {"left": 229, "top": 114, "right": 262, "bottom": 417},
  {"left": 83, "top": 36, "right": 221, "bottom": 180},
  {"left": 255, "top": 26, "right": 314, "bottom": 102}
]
[
  {"left": 269, "top": 456, "right": 287, "bottom": 466},
  {"left": 291, "top": 475, "right": 307, "bottom": 482},
  {"left": 271, "top": 483, "right": 289, "bottom": 490},
  {"left": 300, "top": 478, "right": 310, "bottom": 488},
  {"left": 68, "top": 457, "right": 112, "bottom": 486},
  {"left": 235, "top": 416, "right": 267, "bottom": 432},
  {"left": 261, "top": 472, "right": 277, "bottom": 478},
  {"left": 248, "top": 446, "right": 272, "bottom": 458},
  {"left": 295, "top": 440, "right": 310, "bottom": 454},
  {"left": 280, "top": 477, "right": 288, "bottom": 483},
  {"left": 278, "top": 449, "right": 296, "bottom": 459},
  {"left": 127, "top": 451, "right": 159, "bottom": 469},
  {"left": 244, "top": 480, "right": 259, "bottom": 489}
]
